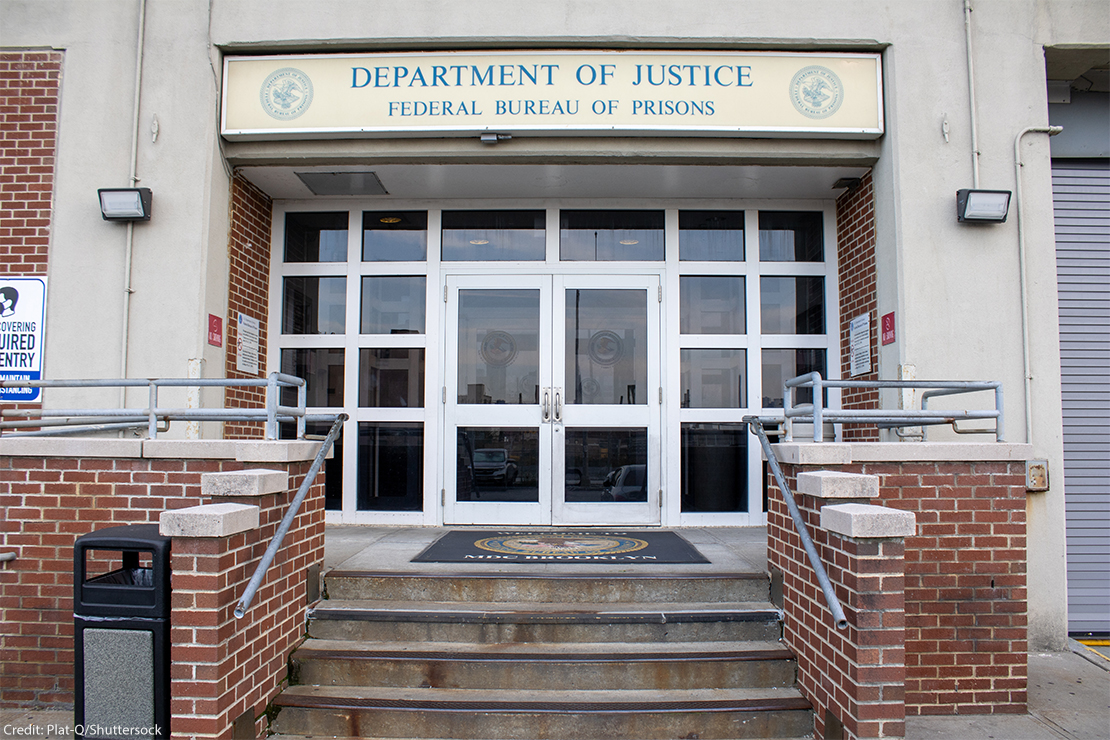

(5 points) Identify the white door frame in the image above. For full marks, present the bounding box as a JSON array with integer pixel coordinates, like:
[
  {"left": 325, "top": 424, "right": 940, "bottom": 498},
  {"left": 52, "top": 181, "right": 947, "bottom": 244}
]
[{"left": 443, "top": 272, "right": 662, "bottom": 526}]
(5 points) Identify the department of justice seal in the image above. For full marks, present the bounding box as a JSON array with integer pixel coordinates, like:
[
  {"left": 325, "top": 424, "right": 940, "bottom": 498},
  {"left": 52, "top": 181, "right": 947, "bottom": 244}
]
[
  {"left": 587, "top": 330, "right": 623, "bottom": 366},
  {"left": 480, "top": 331, "right": 518, "bottom": 367},
  {"left": 260, "top": 67, "right": 314, "bottom": 120},
  {"left": 475, "top": 534, "right": 649, "bottom": 556},
  {"left": 790, "top": 66, "right": 843, "bottom": 119}
]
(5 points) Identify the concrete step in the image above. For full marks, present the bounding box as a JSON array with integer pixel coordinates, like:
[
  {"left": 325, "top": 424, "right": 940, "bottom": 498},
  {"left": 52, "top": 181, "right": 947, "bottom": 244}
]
[
  {"left": 292, "top": 638, "right": 797, "bottom": 691},
  {"left": 309, "top": 599, "right": 783, "bottom": 643},
  {"left": 324, "top": 570, "right": 769, "bottom": 603},
  {"left": 268, "top": 737, "right": 817, "bottom": 740},
  {"left": 270, "top": 686, "right": 814, "bottom": 740},
  {"left": 269, "top": 737, "right": 816, "bottom": 740}
]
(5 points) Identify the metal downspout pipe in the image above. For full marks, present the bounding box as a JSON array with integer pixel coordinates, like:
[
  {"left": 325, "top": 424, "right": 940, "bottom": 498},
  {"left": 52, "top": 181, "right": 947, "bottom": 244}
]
[
  {"left": 1014, "top": 125, "right": 1064, "bottom": 444},
  {"left": 119, "top": 0, "right": 148, "bottom": 408},
  {"left": 964, "top": 0, "right": 981, "bottom": 188}
]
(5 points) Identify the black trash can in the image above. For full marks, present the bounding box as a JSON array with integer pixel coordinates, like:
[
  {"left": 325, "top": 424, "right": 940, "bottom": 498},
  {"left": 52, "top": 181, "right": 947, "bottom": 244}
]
[{"left": 74, "top": 524, "right": 170, "bottom": 739}]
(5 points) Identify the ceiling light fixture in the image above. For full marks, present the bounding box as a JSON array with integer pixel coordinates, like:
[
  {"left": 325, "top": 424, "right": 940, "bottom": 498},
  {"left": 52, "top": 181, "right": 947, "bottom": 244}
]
[
  {"left": 469, "top": 239, "right": 490, "bottom": 245},
  {"left": 619, "top": 239, "right": 640, "bottom": 245},
  {"left": 379, "top": 216, "right": 402, "bottom": 224}
]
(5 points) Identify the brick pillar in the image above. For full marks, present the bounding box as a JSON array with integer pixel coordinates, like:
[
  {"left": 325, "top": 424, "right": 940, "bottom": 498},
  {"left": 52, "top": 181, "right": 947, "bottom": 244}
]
[
  {"left": 163, "top": 465, "right": 323, "bottom": 739},
  {"left": 836, "top": 171, "right": 879, "bottom": 441},
  {"left": 225, "top": 175, "right": 274, "bottom": 440},
  {"left": 0, "top": 50, "right": 63, "bottom": 428},
  {"left": 769, "top": 469, "right": 914, "bottom": 739}
]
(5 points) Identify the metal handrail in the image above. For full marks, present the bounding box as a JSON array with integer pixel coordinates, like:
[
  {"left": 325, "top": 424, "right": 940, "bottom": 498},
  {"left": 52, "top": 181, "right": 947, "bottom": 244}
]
[
  {"left": 746, "top": 415, "right": 848, "bottom": 631},
  {"left": 782, "top": 373, "right": 1004, "bottom": 442},
  {"left": 0, "top": 373, "right": 309, "bottom": 440},
  {"left": 234, "top": 413, "right": 347, "bottom": 619}
]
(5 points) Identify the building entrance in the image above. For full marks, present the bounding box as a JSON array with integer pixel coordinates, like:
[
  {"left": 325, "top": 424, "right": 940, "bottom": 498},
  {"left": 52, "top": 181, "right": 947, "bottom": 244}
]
[{"left": 444, "top": 273, "right": 662, "bottom": 526}]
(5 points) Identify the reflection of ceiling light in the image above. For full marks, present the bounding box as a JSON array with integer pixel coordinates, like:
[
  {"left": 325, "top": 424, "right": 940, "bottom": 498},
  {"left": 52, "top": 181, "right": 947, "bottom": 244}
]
[
  {"left": 619, "top": 239, "right": 639, "bottom": 245},
  {"left": 380, "top": 216, "right": 402, "bottom": 224},
  {"left": 469, "top": 239, "right": 490, "bottom": 245}
]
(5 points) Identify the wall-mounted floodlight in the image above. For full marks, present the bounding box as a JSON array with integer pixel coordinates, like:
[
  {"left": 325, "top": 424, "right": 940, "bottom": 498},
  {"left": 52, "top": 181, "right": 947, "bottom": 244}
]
[
  {"left": 956, "top": 189, "right": 1011, "bottom": 223},
  {"left": 98, "top": 188, "right": 152, "bottom": 221}
]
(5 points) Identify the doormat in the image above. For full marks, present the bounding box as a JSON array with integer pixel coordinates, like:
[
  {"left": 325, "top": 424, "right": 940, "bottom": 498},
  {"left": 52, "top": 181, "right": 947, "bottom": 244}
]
[{"left": 412, "top": 531, "right": 709, "bottom": 564}]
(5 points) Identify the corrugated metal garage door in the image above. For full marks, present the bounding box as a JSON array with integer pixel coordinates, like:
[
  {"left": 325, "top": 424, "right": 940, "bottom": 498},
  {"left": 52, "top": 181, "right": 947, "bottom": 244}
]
[{"left": 1053, "top": 159, "right": 1110, "bottom": 635}]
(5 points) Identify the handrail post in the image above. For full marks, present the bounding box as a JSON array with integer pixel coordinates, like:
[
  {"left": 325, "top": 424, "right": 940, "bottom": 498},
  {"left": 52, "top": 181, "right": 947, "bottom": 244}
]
[
  {"left": 297, "top": 378, "right": 307, "bottom": 440},
  {"left": 265, "top": 373, "right": 278, "bottom": 440},
  {"left": 994, "top": 383, "right": 1005, "bottom": 442},
  {"left": 147, "top": 380, "right": 158, "bottom": 439},
  {"left": 747, "top": 415, "right": 848, "bottom": 631},
  {"left": 783, "top": 376, "right": 794, "bottom": 442},
  {"left": 812, "top": 373, "right": 824, "bottom": 442}
]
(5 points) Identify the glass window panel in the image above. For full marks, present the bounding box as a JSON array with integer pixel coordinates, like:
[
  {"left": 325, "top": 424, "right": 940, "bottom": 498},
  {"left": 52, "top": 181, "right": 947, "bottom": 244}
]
[
  {"left": 358, "top": 423, "right": 423, "bottom": 511},
  {"left": 284, "top": 212, "right": 348, "bottom": 263},
  {"left": 761, "top": 349, "right": 827, "bottom": 408},
  {"left": 281, "top": 421, "right": 343, "bottom": 511},
  {"left": 680, "top": 349, "right": 747, "bottom": 407},
  {"left": 442, "top": 210, "right": 545, "bottom": 261},
  {"left": 679, "top": 210, "right": 745, "bottom": 261},
  {"left": 566, "top": 289, "right": 647, "bottom": 405},
  {"left": 359, "top": 348, "right": 425, "bottom": 407},
  {"left": 280, "top": 348, "right": 344, "bottom": 407},
  {"left": 560, "top": 210, "right": 664, "bottom": 261},
  {"left": 564, "top": 428, "right": 647, "bottom": 503},
  {"left": 458, "top": 290, "right": 540, "bottom": 405},
  {"left": 361, "top": 276, "right": 426, "bottom": 334},
  {"left": 760, "top": 276, "right": 824, "bottom": 334},
  {"left": 758, "top": 211, "right": 824, "bottom": 262},
  {"left": 282, "top": 277, "right": 346, "bottom": 334},
  {"left": 680, "top": 277, "right": 745, "bottom": 334},
  {"left": 362, "top": 211, "right": 427, "bottom": 261},
  {"left": 456, "top": 428, "right": 538, "bottom": 503},
  {"left": 681, "top": 424, "right": 747, "bottom": 512}
]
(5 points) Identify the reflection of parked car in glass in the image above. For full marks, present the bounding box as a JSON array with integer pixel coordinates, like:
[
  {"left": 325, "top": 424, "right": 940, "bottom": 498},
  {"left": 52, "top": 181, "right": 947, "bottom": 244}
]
[
  {"left": 473, "top": 448, "right": 518, "bottom": 486},
  {"left": 602, "top": 464, "right": 647, "bottom": 501}
]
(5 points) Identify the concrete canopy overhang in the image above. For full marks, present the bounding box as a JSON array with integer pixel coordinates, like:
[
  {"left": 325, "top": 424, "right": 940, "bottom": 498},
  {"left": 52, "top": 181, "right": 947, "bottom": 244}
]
[{"left": 226, "top": 136, "right": 878, "bottom": 200}]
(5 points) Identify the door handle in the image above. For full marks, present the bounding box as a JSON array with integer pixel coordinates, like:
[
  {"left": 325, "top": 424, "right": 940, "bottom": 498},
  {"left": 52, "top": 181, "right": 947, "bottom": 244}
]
[
  {"left": 542, "top": 388, "right": 551, "bottom": 422},
  {"left": 554, "top": 388, "right": 562, "bottom": 423}
]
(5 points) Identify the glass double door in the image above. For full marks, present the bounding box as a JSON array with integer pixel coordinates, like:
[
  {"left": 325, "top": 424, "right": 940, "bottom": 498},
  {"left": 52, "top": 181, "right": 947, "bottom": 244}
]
[{"left": 445, "top": 274, "right": 661, "bottom": 526}]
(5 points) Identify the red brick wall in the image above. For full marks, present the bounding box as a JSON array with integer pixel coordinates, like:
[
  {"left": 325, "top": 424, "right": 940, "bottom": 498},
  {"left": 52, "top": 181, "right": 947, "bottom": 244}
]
[
  {"left": 0, "top": 51, "right": 62, "bottom": 428},
  {"left": 170, "top": 464, "right": 323, "bottom": 737},
  {"left": 225, "top": 174, "right": 274, "bottom": 439},
  {"left": 0, "top": 50, "right": 60, "bottom": 277},
  {"left": 836, "top": 172, "right": 879, "bottom": 441},
  {"left": 768, "top": 477, "right": 907, "bottom": 739},
  {"left": 0, "top": 450, "right": 323, "bottom": 723},
  {"left": 871, "top": 460, "right": 1028, "bottom": 715},
  {"left": 773, "top": 458, "right": 1028, "bottom": 718}
]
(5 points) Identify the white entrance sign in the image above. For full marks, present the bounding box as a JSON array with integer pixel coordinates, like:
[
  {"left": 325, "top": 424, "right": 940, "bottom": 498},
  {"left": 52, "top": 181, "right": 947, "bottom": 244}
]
[
  {"left": 0, "top": 277, "right": 47, "bottom": 402},
  {"left": 849, "top": 313, "right": 872, "bottom": 377},
  {"left": 236, "top": 313, "right": 260, "bottom": 375},
  {"left": 222, "top": 51, "right": 883, "bottom": 140}
]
